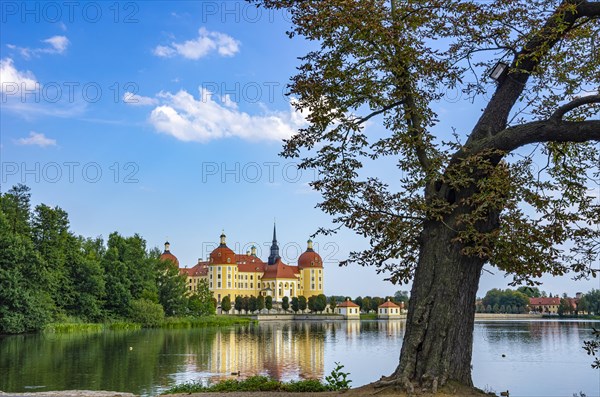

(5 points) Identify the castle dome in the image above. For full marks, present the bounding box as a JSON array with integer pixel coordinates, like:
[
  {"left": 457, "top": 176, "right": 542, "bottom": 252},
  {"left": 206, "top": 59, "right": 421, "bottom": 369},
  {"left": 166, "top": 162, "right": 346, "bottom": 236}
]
[
  {"left": 160, "top": 241, "right": 180, "bottom": 266},
  {"left": 209, "top": 232, "right": 236, "bottom": 264},
  {"left": 298, "top": 239, "right": 323, "bottom": 269}
]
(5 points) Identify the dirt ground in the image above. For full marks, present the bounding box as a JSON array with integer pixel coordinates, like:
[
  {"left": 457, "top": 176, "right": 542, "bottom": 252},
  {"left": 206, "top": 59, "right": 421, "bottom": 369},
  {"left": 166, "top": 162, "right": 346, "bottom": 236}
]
[{"left": 1, "top": 382, "right": 497, "bottom": 397}]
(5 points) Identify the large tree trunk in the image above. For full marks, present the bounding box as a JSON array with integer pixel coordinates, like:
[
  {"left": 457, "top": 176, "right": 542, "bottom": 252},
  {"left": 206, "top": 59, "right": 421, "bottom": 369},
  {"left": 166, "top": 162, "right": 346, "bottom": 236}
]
[{"left": 380, "top": 213, "right": 493, "bottom": 393}]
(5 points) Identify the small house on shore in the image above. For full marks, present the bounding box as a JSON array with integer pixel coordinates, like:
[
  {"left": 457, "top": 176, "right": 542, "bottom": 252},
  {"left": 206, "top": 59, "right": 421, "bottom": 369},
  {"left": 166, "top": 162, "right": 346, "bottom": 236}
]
[
  {"left": 336, "top": 299, "right": 360, "bottom": 319},
  {"left": 378, "top": 299, "right": 402, "bottom": 319}
]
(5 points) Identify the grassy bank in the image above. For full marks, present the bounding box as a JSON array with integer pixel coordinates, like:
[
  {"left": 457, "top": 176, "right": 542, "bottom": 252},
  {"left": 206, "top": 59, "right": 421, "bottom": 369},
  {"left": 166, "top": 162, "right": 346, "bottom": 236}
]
[
  {"left": 163, "top": 376, "right": 332, "bottom": 394},
  {"left": 42, "top": 316, "right": 253, "bottom": 334},
  {"left": 541, "top": 314, "right": 600, "bottom": 320},
  {"left": 360, "top": 313, "right": 378, "bottom": 320},
  {"left": 160, "top": 315, "right": 253, "bottom": 328},
  {"left": 164, "top": 362, "right": 353, "bottom": 394}
]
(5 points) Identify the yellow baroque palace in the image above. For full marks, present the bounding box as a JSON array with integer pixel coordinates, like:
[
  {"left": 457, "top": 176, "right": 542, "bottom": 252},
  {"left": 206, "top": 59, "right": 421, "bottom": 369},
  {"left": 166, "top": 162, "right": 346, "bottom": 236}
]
[{"left": 160, "top": 225, "right": 324, "bottom": 303}]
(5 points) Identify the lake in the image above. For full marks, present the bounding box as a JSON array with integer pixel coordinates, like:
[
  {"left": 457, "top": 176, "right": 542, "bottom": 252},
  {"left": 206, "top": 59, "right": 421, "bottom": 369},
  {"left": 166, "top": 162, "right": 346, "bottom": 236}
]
[{"left": 1, "top": 320, "right": 598, "bottom": 396}]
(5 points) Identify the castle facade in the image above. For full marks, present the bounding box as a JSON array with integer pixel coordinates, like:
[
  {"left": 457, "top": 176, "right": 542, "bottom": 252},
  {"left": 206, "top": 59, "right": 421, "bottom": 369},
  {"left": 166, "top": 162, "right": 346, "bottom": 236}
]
[{"left": 160, "top": 225, "right": 324, "bottom": 303}]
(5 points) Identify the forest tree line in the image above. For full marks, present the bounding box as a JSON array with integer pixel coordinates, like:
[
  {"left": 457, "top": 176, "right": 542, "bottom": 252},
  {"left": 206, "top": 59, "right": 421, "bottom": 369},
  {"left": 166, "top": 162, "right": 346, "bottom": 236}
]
[
  {"left": 477, "top": 287, "right": 600, "bottom": 315},
  {"left": 0, "top": 184, "right": 214, "bottom": 334}
]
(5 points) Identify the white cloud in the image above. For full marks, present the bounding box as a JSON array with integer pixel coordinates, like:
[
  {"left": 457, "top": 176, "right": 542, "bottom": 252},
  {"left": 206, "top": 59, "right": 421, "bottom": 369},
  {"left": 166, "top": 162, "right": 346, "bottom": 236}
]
[
  {"left": 123, "top": 92, "right": 159, "bottom": 106},
  {"left": 222, "top": 94, "right": 238, "bottom": 109},
  {"left": 16, "top": 132, "right": 57, "bottom": 147},
  {"left": 153, "top": 27, "right": 240, "bottom": 60},
  {"left": 0, "top": 58, "right": 87, "bottom": 118},
  {"left": 7, "top": 35, "right": 70, "bottom": 59},
  {"left": 0, "top": 58, "right": 39, "bottom": 93},
  {"left": 149, "top": 88, "right": 307, "bottom": 143},
  {"left": 43, "top": 36, "right": 70, "bottom": 53},
  {"left": 153, "top": 45, "right": 175, "bottom": 57}
]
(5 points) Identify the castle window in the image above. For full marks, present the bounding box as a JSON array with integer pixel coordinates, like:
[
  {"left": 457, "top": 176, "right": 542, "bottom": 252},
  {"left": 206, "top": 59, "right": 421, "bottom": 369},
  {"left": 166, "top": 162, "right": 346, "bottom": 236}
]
[
  {"left": 311, "top": 284, "right": 315, "bottom": 290},
  {"left": 227, "top": 282, "right": 231, "bottom": 288},
  {"left": 218, "top": 274, "right": 221, "bottom": 279},
  {"left": 251, "top": 283, "right": 253, "bottom": 288},
  {"left": 217, "top": 282, "right": 221, "bottom": 288},
  {"left": 245, "top": 283, "right": 248, "bottom": 288},
  {"left": 210, "top": 282, "right": 213, "bottom": 288}
]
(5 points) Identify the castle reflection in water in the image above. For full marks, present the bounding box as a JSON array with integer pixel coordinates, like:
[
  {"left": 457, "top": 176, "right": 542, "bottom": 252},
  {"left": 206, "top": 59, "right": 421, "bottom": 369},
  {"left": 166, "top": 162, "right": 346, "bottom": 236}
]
[{"left": 180, "top": 320, "right": 406, "bottom": 383}]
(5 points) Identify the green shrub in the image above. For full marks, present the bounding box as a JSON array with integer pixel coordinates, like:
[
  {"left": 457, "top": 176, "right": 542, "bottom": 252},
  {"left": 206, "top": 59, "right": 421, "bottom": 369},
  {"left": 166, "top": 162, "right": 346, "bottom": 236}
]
[
  {"left": 129, "top": 299, "right": 164, "bottom": 327},
  {"left": 162, "top": 375, "right": 331, "bottom": 394},
  {"left": 325, "top": 362, "right": 352, "bottom": 391},
  {"left": 283, "top": 379, "right": 330, "bottom": 392}
]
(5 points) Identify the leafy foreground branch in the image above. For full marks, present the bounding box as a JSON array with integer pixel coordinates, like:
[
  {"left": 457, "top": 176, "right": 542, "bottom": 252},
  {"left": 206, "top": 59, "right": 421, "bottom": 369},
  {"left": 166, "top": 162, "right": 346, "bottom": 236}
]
[
  {"left": 583, "top": 328, "right": 600, "bottom": 369},
  {"left": 164, "top": 364, "right": 351, "bottom": 394}
]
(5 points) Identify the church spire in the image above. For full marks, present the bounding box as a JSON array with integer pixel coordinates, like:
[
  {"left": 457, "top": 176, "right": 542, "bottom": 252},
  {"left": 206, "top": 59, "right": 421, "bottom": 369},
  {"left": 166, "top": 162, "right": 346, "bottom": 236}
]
[{"left": 268, "top": 222, "right": 280, "bottom": 265}]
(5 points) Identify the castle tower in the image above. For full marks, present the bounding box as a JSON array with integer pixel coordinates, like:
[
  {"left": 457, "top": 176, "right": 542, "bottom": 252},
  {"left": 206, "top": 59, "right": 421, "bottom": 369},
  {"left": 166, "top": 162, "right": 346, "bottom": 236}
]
[{"left": 267, "top": 222, "right": 281, "bottom": 265}]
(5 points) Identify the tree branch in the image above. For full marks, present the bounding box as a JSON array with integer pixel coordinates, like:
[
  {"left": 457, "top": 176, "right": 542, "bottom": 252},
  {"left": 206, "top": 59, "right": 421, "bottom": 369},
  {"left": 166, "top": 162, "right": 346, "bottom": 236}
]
[
  {"left": 484, "top": 119, "right": 600, "bottom": 153},
  {"left": 353, "top": 100, "right": 404, "bottom": 126},
  {"left": 467, "top": 0, "right": 598, "bottom": 144},
  {"left": 550, "top": 94, "right": 600, "bottom": 121},
  {"left": 578, "top": 1, "right": 600, "bottom": 17}
]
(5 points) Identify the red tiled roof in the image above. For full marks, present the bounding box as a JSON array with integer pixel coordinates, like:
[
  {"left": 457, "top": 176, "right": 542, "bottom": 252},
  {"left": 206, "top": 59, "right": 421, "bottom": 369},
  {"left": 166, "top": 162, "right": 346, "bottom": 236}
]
[
  {"left": 180, "top": 261, "right": 209, "bottom": 277},
  {"left": 298, "top": 250, "right": 323, "bottom": 269},
  {"left": 235, "top": 254, "right": 266, "bottom": 272},
  {"left": 261, "top": 258, "right": 299, "bottom": 279},
  {"left": 210, "top": 246, "right": 236, "bottom": 265},
  {"left": 238, "top": 262, "right": 266, "bottom": 272},
  {"left": 379, "top": 300, "right": 400, "bottom": 308},
  {"left": 160, "top": 251, "right": 179, "bottom": 267},
  {"left": 529, "top": 297, "right": 560, "bottom": 306},
  {"left": 338, "top": 300, "right": 359, "bottom": 308}
]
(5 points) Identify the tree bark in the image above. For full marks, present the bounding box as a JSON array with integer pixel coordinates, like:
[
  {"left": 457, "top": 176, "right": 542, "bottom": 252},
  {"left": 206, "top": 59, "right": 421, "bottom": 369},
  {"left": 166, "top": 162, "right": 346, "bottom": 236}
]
[{"left": 379, "top": 194, "right": 497, "bottom": 393}]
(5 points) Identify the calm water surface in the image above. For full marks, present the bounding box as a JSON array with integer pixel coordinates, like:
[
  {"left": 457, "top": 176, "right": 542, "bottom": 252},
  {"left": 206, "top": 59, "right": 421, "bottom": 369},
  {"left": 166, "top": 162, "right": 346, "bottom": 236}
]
[{"left": 0, "top": 320, "right": 598, "bottom": 397}]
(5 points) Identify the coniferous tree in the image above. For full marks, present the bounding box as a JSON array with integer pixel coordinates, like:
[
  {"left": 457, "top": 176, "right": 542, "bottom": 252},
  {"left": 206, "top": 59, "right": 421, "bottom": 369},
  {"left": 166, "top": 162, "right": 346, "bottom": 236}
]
[
  {"left": 265, "top": 295, "right": 273, "bottom": 310},
  {"left": 291, "top": 296, "right": 299, "bottom": 313},
  {"left": 221, "top": 295, "right": 232, "bottom": 313},
  {"left": 298, "top": 295, "right": 307, "bottom": 312},
  {"left": 0, "top": 212, "right": 51, "bottom": 333}
]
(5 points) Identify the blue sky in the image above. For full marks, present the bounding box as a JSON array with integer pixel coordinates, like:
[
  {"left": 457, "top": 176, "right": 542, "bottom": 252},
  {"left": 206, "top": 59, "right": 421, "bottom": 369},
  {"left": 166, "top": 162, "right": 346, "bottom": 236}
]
[{"left": 1, "top": 1, "right": 597, "bottom": 298}]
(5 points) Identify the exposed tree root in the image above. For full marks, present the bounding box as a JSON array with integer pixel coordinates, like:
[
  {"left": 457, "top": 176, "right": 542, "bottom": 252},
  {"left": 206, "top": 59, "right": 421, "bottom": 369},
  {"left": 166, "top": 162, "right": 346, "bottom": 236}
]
[{"left": 374, "top": 375, "right": 415, "bottom": 394}]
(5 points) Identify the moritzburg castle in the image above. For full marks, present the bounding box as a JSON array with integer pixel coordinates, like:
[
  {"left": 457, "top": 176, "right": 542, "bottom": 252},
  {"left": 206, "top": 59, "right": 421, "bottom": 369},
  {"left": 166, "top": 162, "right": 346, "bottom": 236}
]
[{"left": 160, "top": 224, "right": 324, "bottom": 303}]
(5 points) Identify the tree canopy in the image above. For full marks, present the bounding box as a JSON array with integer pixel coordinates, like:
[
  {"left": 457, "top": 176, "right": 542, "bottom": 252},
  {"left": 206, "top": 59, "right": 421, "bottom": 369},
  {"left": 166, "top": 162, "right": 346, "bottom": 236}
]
[
  {"left": 255, "top": 0, "right": 599, "bottom": 391},
  {"left": 0, "top": 185, "right": 213, "bottom": 334},
  {"left": 256, "top": 0, "right": 599, "bottom": 285}
]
